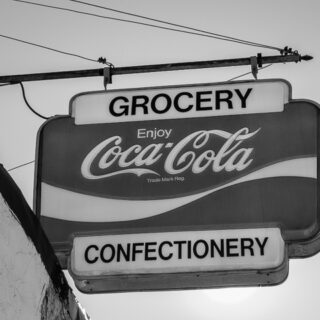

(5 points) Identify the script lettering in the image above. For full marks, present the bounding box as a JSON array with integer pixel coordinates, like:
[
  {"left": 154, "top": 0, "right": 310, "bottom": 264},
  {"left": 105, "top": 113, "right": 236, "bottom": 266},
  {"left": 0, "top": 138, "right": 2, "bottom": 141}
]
[{"left": 81, "top": 128, "right": 260, "bottom": 179}]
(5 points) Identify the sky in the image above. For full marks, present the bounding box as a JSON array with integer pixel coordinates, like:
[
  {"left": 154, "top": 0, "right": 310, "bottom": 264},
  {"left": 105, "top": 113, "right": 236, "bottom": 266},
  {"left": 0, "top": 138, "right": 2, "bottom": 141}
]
[{"left": 1, "top": 0, "right": 320, "bottom": 319}]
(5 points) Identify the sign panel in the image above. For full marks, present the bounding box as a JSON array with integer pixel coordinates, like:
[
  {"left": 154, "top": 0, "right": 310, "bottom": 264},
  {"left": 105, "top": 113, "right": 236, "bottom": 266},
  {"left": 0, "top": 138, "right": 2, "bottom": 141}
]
[
  {"left": 72, "top": 81, "right": 289, "bottom": 124},
  {"left": 70, "top": 228, "right": 285, "bottom": 276},
  {"left": 35, "top": 79, "right": 320, "bottom": 292}
]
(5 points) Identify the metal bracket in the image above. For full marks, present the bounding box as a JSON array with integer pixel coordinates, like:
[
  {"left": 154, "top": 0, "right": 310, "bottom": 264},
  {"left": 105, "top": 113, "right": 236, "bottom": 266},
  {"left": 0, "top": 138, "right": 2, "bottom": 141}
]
[
  {"left": 257, "top": 53, "right": 263, "bottom": 68},
  {"left": 103, "top": 67, "right": 112, "bottom": 91},
  {"left": 250, "top": 56, "right": 258, "bottom": 80}
]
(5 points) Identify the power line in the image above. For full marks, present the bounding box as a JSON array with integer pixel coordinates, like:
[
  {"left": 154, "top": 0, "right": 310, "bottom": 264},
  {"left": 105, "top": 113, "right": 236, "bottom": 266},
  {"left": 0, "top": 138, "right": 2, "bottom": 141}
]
[
  {"left": 19, "top": 82, "right": 49, "bottom": 120},
  {"left": 64, "top": 0, "right": 281, "bottom": 52},
  {"left": 227, "top": 64, "right": 273, "bottom": 81},
  {"left": 13, "top": 0, "right": 280, "bottom": 51},
  {"left": 0, "top": 33, "right": 112, "bottom": 66},
  {"left": 8, "top": 160, "right": 35, "bottom": 172}
]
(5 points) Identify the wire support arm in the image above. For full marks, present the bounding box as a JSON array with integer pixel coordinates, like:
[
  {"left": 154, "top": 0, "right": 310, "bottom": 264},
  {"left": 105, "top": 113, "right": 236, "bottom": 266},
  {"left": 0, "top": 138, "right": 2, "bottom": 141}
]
[{"left": 0, "top": 53, "right": 312, "bottom": 84}]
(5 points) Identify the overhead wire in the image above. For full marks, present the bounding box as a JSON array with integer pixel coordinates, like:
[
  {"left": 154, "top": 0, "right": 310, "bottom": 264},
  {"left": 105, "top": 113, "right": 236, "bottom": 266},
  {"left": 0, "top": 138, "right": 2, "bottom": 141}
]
[
  {"left": 227, "top": 64, "right": 273, "bottom": 81},
  {"left": 0, "top": 33, "right": 112, "bottom": 66},
  {"left": 64, "top": 0, "right": 282, "bottom": 52},
  {"left": 13, "top": 0, "right": 281, "bottom": 51},
  {"left": 8, "top": 160, "right": 35, "bottom": 172}
]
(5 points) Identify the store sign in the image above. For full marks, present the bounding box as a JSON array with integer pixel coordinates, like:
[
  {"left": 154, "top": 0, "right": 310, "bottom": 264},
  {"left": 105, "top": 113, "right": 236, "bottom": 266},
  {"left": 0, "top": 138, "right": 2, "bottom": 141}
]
[
  {"left": 72, "top": 81, "right": 288, "bottom": 124},
  {"left": 71, "top": 228, "right": 284, "bottom": 276},
  {"left": 35, "top": 79, "right": 320, "bottom": 293}
]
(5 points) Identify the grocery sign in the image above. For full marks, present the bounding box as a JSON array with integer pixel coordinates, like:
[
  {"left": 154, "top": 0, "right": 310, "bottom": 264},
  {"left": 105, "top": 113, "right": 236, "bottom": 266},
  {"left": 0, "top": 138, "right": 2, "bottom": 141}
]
[{"left": 35, "top": 79, "right": 320, "bottom": 293}]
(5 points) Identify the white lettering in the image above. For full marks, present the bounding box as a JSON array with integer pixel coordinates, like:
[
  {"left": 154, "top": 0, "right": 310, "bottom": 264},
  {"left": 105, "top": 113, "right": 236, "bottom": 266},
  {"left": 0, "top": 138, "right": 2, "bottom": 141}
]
[
  {"left": 137, "top": 128, "right": 172, "bottom": 140},
  {"left": 81, "top": 128, "right": 260, "bottom": 179}
]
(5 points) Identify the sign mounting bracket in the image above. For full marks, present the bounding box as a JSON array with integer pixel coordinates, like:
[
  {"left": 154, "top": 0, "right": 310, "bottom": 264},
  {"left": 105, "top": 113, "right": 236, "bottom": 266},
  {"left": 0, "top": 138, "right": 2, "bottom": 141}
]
[
  {"left": 250, "top": 56, "right": 258, "bottom": 80},
  {"left": 0, "top": 53, "right": 313, "bottom": 84},
  {"left": 103, "top": 67, "right": 112, "bottom": 91}
]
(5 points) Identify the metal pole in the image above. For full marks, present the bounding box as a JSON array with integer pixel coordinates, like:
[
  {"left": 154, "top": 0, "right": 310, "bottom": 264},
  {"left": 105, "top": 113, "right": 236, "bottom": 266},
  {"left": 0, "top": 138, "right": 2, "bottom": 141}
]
[{"left": 0, "top": 54, "right": 312, "bottom": 84}]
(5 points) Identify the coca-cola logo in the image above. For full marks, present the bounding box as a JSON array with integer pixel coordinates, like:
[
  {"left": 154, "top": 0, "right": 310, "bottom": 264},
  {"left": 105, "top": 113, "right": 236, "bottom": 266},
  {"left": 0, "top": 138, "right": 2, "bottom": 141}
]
[{"left": 81, "top": 127, "right": 260, "bottom": 179}]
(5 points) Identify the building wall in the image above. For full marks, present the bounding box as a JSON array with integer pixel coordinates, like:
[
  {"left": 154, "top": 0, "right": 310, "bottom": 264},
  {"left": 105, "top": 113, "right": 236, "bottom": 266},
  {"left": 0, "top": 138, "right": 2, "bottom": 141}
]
[{"left": 0, "top": 165, "right": 89, "bottom": 320}]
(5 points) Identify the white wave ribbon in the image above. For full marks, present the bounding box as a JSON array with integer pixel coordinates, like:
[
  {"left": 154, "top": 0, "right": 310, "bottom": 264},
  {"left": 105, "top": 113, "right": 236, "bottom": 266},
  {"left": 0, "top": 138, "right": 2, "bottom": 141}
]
[{"left": 41, "top": 157, "right": 316, "bottom": 222}]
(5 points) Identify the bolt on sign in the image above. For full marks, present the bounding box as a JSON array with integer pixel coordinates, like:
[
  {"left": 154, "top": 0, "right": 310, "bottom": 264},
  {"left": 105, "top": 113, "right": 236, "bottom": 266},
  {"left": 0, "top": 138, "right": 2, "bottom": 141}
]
[{"left": 35, "top": 79, "right": 320, "bottom": 293}]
